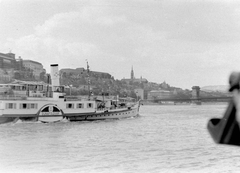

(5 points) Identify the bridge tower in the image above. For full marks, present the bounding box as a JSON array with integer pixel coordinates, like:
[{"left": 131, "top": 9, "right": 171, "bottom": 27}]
[{"left": 191, "top": 86, "right": 201, "bottom": 105}]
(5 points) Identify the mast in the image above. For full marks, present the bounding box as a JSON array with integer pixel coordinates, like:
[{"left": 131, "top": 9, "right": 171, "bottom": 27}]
[{"left": 86, "top": 60, "right": 90, "bottom": 100}]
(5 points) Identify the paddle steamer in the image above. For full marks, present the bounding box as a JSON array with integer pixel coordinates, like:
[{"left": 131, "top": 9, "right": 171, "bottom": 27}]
[{"left": 0, "top": 64, "right": 140, "bottom": 124}]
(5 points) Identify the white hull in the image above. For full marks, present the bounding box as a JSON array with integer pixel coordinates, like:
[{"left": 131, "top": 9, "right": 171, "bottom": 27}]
[
  {"left": 0, "top": 100, "right": 140, "bottom": 124},
  {"left": 68, "top": 105, "right": 139, "bottom": 121}
]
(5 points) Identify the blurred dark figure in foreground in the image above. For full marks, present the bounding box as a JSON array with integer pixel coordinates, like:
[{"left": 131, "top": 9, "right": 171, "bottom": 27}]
[{"left": 207, "top": 72, "right": 240, "bottom": 146}]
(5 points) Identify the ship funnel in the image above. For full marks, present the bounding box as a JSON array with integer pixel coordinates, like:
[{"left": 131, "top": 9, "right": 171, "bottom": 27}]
[{"left": 50, "top": 64, "right": 60, "bottom": 86}]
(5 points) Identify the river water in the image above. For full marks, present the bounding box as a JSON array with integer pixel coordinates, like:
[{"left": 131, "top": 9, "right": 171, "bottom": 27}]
[{"left": 0, "top": 103, "right": 240, "bottom": 173}]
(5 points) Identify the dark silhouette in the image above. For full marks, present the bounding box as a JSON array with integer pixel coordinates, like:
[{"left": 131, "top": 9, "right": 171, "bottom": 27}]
[{"left": 207, "top": 72, "right": 240, "bottom": 146}]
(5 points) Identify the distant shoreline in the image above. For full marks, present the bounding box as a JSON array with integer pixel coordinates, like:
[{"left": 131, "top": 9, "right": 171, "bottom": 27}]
[{"left": 141, "top": 100, "right": 229, "bottom": 106}]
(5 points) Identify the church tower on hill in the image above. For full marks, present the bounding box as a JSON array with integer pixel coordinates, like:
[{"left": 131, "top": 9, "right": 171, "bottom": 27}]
[
  {"left": 131, "top": 66, "right": 134, "bottom": 80},
  {"left": 121, "top": 66, "right": 148, "bottom": 84}
]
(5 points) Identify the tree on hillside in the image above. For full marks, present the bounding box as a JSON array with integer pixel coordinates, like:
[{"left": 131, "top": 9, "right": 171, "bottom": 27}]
[
  {"left": 14, "top": 72, "right": 21, "bottom": 80},
  {"left": 129, "top": 90, "right": 137, "bottom": 99},
  {"left": 40, "top": 71, "right": 46, "bottom": 82}
]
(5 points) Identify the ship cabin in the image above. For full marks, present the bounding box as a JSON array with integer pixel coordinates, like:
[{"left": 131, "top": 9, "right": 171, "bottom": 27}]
[{"left": 0, "top": 81, "right": 54, "bottom": 99}]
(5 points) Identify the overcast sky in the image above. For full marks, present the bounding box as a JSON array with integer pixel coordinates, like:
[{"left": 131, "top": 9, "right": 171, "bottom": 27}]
[{"left": 1, "top": 0, "right": 240, "bottom": 89}]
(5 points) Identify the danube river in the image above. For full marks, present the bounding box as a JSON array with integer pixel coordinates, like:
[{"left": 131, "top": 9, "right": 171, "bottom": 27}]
[{"left": 0, "top": 103, "right": 240, "bottom": 173}]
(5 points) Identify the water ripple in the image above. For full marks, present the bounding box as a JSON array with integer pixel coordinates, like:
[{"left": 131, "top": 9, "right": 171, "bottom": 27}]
[{"left": 1, "top": 103, "right": 238, "bottom": 173}]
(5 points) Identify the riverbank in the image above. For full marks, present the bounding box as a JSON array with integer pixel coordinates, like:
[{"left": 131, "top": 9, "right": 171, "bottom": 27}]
[{"left": 141, "top": 100, "right": 229, "bottom": 106}]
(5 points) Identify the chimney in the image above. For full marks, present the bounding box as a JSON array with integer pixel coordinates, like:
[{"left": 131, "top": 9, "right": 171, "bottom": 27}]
[{"left": 50, "top": 64, "right": 59, "bottom": 87}]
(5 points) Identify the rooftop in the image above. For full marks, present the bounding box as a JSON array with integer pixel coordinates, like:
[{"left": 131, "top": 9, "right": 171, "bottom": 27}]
[{"left": 22, "top": 60, "right": 42, "bottom": 66}]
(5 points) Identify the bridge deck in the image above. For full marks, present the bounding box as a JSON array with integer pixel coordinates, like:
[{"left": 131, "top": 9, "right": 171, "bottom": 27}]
[{"left": 150, "top": 96, "right": 232, "bottom": 102}]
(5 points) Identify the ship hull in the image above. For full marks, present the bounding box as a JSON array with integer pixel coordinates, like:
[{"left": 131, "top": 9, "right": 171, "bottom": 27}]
[
  {"left": 0, "top": 101, "right": 140, "bottom": 124},
  {"left": 68, "top": 106, "right": 139, "bottom": 121}
]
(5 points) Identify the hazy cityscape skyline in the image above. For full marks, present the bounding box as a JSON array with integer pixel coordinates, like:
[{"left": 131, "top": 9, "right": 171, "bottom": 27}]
[{"left": 0, "top": 0, "right": 239, "bottom": 89}]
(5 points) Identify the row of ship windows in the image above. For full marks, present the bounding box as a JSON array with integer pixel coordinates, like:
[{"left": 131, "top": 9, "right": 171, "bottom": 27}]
[
  {"left": 66, "top": 103, "right": 93, "bottom": 109},
  {"left": 6, "top": 103, "right": 37, "bottom": 109},
  {"left": 71, "top": 111, "right": 134, "bottom": 120},
  {"left": 89, "top": 111, "right": 134, "bottom": 117},
  {"left": 5, "top": 103, "right": 94, "bottom": 109}
]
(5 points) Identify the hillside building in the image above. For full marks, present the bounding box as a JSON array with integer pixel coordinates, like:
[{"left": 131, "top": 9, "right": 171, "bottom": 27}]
[
  {"left": 0, "top": 52, "right": 16, "bottom": 69},
  {"left": 22, "top": 60, "right": 45, "bottom": 79},
  {"left": 0, "top": 52, "right": 46, "bottom": 82},
  {"left": 148, "top": 89, "right": 173, "bottom": 100},
  {"left": 121, "top": 66, "right": 148, "bottom": 84},
  {"left": 160, "top": 81, "right": 170, "bottom": 89},
  {"left": 0, "top": 52, "right": 17, "bottom": 82},
  {"left": 60, "top": 68, "right": 112, "bottom": 79}
]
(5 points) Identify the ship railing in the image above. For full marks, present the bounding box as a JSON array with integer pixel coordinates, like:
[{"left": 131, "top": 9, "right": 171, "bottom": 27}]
[
  {"left": 29, "top": 91, "right": 45, "bottom": 97},
  {"left": 65, "top": 96, "right": 89, "bottom": 101},
  {"left": 110, "top": 105, "right": 127, "bottom": 110},
  {"left": 0, "top": 95, "right": 27, "bottom": 100},
  {"left": 96, "top": 107, "right": 108, "bottom": 111},
  {"left": 96, "top": 105, "right": 128, "bottom": 111}
]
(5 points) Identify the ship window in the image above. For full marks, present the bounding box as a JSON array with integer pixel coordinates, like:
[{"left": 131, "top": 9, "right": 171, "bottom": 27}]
[
  {"left": 20, "top": 103, "right": 28, "bottom": 109},
  {"left": 77, "top": 103, "right": 83, "bottom": 108},
  {"left": 30, "top": 103, "right": 38, "bottom": 109},
  {"left": 66, "top": 103, "right": 74, "bottom": 109},
  {"left": 19, "top": 103, "right": 38, "bottom": 109},
  {"left": 6, "top": 103, "right": 16, "bottom": 109},
  {"left": 87, "top": 103, "right": 93, "bottom": 108}
]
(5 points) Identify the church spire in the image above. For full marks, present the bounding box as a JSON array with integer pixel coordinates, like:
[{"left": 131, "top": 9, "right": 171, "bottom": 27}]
[{"left": 131, "top": 66, "right": 134, "bottom": 80}]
